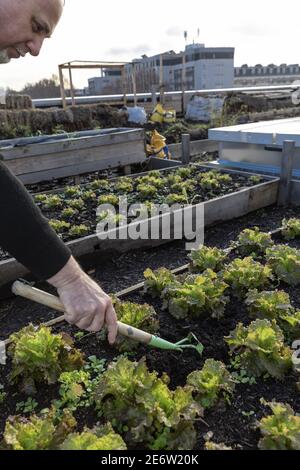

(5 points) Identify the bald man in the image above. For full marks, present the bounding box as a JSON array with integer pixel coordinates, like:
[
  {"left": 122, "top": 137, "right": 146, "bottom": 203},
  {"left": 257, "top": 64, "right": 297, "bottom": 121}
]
[{"left": 0, "top": 0, "right": 118, "bottom": 343}]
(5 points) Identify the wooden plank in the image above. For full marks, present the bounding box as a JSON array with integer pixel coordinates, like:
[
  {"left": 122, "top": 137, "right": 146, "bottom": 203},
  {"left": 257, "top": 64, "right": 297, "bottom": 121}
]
[
  {"left": 148, "top": 158, "right": 181, "bottom": 170},
  {"left": 0, "top": 258, "right": 29, "bottom": 285},
  {"left": 278, "top": 140, "right": 295, "bottom": 207},
  {"left": 17, "top": 153, "right": 143, "bottom": 184},
  {"left": 204, "top": 188, "right": 250, "bottom": 226},
  {"left": 7, "top": 140, "right": 146, "bottom": 175},
  {"left": 249, "top": 180, "right": 279, "bottom": 212},
  {"left": 169, "top": 139, "right": 219, "bottom": 160},
  {"left": 0, "top": 129, "right": 145, "bottom": 161}
]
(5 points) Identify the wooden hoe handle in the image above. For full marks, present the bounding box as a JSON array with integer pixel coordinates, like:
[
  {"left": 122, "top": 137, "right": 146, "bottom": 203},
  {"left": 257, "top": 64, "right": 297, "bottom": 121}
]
[{"left": 12, "top": 281, "right": 152, "bottom": 345}]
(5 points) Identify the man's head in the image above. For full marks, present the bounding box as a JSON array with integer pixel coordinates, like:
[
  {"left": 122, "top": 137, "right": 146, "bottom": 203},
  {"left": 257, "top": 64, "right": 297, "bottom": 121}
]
[{"left": 0, "top": 0, "right": 63, "bottom": 62}]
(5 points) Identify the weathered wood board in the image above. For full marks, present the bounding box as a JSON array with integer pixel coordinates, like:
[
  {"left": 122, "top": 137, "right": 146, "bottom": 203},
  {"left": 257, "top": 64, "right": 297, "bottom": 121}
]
[{"left": 0, "top": 128, "right": 146, "bottom": 184}]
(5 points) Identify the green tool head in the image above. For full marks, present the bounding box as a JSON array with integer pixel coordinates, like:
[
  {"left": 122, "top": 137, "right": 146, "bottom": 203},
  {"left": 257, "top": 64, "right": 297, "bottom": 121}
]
[
  {"left": 149, "top": 332, "right": 204, "bottom": 356},
  {"left": 174, "top": 333, "right": 204, "bottom": 356}
]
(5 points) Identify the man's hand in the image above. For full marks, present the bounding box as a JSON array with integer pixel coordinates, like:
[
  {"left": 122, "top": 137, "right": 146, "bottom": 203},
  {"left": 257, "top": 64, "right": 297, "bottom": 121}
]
[{"left": 47, "top": 257, "right": 118, "bottom": 344}]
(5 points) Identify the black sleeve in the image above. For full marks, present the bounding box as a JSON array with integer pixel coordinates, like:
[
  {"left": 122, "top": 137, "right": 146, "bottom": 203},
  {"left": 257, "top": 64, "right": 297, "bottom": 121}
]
[{"left": 0, "top": 161, "right": 71, "bottom": 280}]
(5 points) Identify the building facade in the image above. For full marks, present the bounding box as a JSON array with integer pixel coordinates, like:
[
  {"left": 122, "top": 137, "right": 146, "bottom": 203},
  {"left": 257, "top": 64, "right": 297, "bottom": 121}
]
[
  {"left": 88, "top": 70, "right": 122, "bottom": 95},
  {"left": 126, "top": 43, "right": 235, "bottom": 92},
  {"left": 87, "top": 43, "right": 235, "bottom": 95},
  {"left": 234, "top": 64, "right": 300, "bottom": 86}
]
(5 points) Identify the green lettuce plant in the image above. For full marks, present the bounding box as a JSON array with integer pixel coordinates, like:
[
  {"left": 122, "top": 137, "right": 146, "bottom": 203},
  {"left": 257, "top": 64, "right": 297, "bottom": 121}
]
[
  {"left": 67, "top": 198, "right": 85, "bottom": 211},
  {"left": 165, "top": 193, "right": 187, "bottom": 205},
  {"left": 249, "top": 175, "right": 262, "bottom": 185},
  {"left": 49, "top": 219, "right": 70, "bottom": 233},
  {"left": 281, "top": 218, "right": 300, "bottom": 241},
  {"left": 93, "top": 357, "right": 202, "bottom": 450},
  {"left": 112, "top": 300, "right": 159, "bottom": 352},
  {"left": 56, "top": 370, "right": 92, "bottom": 411},
  {"left": 199, "top": 176, "right": 220, "bottom": 191},
  {"left": 8, "top": 325, "right": 85, "bottom": 394},
  {"left": 89, "top": 179, "right": 109, "bottom": 191},
  {"left": 82, "top": 190, "right": 97, "bottom": 201},
  {"left": 64, "top": 186, "right": 82, "bottom": 197},
  {"left": 187, "top": 359, "right": 235, "bottom": 409},
  {"left": 233, "top": 227, "right": 273, "bottom": 257},
  {"left": 34, "top": 194, "right": 48, "bottom": 204},
  {"left": 98, "top": 194, "right": 119, "bottom": 206},
  {"left": 61, "top": 208, "right": 78, "bottom": 219},
  {"left": 169, "top": 179, "right": 196, "bottom": 195},
  {"left": 163, "top": 269, "right": 229, "bottom": 320},
  {"left": 143, "top": 268, "right": 178, "bottom": 298},
  {"left": 223, "top": 257, "right": 273, "bottom": 297},
  {"left": 60, "top": 424, "right": 127, "bottom": 450},
  {"left": 16, "top": 398, "right": 38, "bottom": 414},
  {"left": 245, "top": 289, "right": 293, "bottom": 320},
  {"left": 43, "top": 195, "right": 63, "bottom": 210},
  {"left": 136, "top": 184, "right": 158, "bottom": 199},
  {"left": 258, "top": 402, "right": 300, "bottom": 450},
  {"left": 167, "top": 174, "right": 183, "bottom": 186},
  {"left": 148, "top": 176, "right": 167, "bottom": 189},
  {"left": 114, "top": 179, "right": 134, "bottom": 193},
  {"left": 68, "top": 224, "right": 89, "bottom": 237},
  {"left": 175, "top": 167, "right": 193, "bottom": 179},
  {"left": 1, "top": 408, "right": 76, "bottom": 450},
  {"left": 183, "top": 179, "right": 198, "bottom": 192},
  {"left": 97, "top": 211, "right": 126, "bottom": 226},
  {"left": 225, "top": 319, "right": 293, "bottom": 379},
  {"left": 245, "top": 289, "right": 300, "bottom": 340},
  {"left": 170, "top": 183, "right": 185, "bottom": 194},
  {"left": 216, "top": 174, "right": 232, "bottom": 184},
  {"left": 136, "top": 175, "right": 165, "bottom": 189},
  {"left": 266, "top": 245, "right": 300, "bottom": 286},
  {"left": 147, "top": 170, "right": 161, "bottom": 178},
  {"left": 189, "top": 246, "right": 228, "bottom": 273},
  {"left": 198, "top": 172, "right": 221, "bottom": 191}
]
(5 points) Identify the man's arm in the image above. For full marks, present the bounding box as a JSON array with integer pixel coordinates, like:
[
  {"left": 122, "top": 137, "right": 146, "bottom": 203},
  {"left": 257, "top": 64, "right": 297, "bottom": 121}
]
[
  {"left": 0, "top": 161, "right": 118, "bottom": 342},
  {"left": 0, "top": 161, "right": 71, "bottom": 279}
]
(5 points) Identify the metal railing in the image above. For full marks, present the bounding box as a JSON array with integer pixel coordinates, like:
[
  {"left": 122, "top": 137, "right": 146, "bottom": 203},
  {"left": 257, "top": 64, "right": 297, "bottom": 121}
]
[{"left": 32, "top": 84, "right": 299, "bottom": 109}]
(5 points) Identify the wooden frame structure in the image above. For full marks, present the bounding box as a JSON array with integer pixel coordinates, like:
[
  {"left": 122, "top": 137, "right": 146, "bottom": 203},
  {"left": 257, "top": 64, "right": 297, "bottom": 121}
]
[{"left": 58, "top": 60, "right": 138, "bottom": 109}]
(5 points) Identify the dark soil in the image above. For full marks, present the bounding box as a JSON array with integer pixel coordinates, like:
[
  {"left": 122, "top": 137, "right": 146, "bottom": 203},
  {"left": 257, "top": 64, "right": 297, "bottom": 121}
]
[{"left": 0, "top": 204, "right": 300, "bottom": 450}]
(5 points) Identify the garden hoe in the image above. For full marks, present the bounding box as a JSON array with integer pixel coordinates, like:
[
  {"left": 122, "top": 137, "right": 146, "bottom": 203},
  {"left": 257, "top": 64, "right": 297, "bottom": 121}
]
[{"left": 11, "top": 280, "right": 204, "bottom": 356}]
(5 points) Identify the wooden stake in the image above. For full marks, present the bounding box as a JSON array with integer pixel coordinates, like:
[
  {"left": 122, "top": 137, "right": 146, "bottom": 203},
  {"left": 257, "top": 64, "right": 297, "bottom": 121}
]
[
  {"left": 159, "top": 54, "right": 164, "bottom": 104},
  {"left": 278, "top": 140, "right": 295, "bottom": 207},
  {"left": 58, "top": 65, "right": 67, "bottom": 110},
  {"left": 68, "top": 63, "right": 76, "bottom": 107},
  {"left": 182, "top": 134, "right": 191, "bottom": 165}
]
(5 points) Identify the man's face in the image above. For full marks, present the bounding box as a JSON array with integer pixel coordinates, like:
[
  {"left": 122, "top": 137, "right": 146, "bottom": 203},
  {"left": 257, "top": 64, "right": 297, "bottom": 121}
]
[{"left": 0, "top": 0, "right": 63, "bottom": 61}]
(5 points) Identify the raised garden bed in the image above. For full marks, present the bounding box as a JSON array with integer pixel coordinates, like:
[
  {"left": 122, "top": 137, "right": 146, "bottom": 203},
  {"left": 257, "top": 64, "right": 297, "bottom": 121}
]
[
  {"left": 0, "top": 164, "right": 278, "bottom": 287},
  {"left": 1, "top": 219, "right": 300, "bottom": 450},
  {"left": 0, "top": 128, "right": 146, "bottom": 185}
]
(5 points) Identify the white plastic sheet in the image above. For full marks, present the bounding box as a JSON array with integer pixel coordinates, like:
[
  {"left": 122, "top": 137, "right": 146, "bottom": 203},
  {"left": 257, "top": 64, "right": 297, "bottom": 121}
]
[
  {"left": 126, "top": 106, "right": 147, "bottom": 125},
  {"left": 186, "top": 95, "right": 225, "bottom": 122}
]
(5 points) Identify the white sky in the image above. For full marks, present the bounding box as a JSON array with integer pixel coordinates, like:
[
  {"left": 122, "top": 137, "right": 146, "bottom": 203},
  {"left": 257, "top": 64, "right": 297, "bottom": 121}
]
[{"left": 1, "top": 0, "right": 300, "bottom": 90}]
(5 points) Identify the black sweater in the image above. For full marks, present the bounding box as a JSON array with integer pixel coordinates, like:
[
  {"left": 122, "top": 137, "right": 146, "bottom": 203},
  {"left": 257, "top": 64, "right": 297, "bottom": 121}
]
[{"left": 0, "top": 161, "right": 71, "bottom": 280}]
